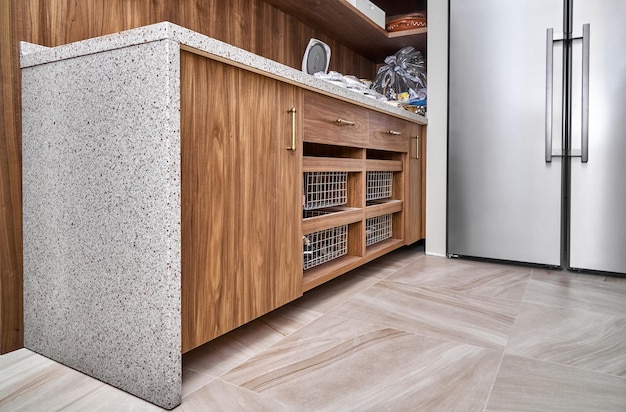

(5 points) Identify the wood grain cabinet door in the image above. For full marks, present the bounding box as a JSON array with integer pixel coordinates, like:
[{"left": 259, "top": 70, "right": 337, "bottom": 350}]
[
  {"left": 405, "top": 124, "right": 424, "bottom": 245},
  {"left": 181, "top": 51, "right": 302, "bottom": 352},
  {"left": 368, "top": 111, "right": 411, "bottom": 152},
  {"left": 303, "top": 91, "right": 369, "bottom": 147}
]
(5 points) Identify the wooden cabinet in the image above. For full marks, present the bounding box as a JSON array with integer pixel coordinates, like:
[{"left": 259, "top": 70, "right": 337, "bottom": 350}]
[
  {"left": 301, "top": 90, "right": 424, "bottom": 291},
  {"left": 180, "top": 51, "right": 302, "bottom": 353},
  {"left": 178, "top": 54, "right": 424, "bottom": 352}
]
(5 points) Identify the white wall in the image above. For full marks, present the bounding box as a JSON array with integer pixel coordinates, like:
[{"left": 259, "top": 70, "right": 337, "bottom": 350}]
[{"left": 425, "top": 0, "right": 448, "bottom": 257}]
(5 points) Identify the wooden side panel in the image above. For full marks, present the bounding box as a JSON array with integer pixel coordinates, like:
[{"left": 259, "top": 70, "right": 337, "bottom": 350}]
[
  {"left": 181, "top": 52, "right": 302, "bottom": 352},
  {"left": 420, "top": 127, "right": 427, "bottom": 240},
  {"left": 1, "top": 0, "right": 24, "bottom": 354},
  {"left": 405, "top": 124, "right": 424, "bottom": 244}
]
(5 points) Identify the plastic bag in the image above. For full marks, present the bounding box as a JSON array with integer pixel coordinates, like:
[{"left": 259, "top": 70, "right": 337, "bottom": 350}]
[{"left": 371, "top": 47, "right": 426, "bottom": 104}]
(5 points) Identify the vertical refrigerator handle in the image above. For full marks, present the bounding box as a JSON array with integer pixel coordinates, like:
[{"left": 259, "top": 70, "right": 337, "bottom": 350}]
[
  {"left": 545, "top": 28, "right": 554, "bottom": 163},
  {"left": 581, "top": 23, "right": 590, "bottom": 163}
]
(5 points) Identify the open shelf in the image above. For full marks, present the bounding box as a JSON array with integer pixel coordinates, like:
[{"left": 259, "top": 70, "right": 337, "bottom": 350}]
[
  {"left": 364, "top": 237, "right": 404, "bottom": 257},
  {"left": 365, "top": 199, "right": 402, "bottom": 218},
  {"left": 302, "top": 255, "right": 363, "bottom": 292},
  {"left": 302, "top": 207, "right": 363, "bottom": 234},
  {"left": 261, "top": 0, "right": 426, "bottom": 62},
  {"left": 303, "top": 156, "right": 364, "bottom": 172},
  {"left": 365, "top": 159, "right": 403, "bottom": 172}
]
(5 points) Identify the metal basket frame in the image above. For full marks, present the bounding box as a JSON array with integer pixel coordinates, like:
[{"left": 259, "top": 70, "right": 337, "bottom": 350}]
[
  {"left": 303, "top": 224, "right": 348, "bottom": 270},
  {"left": 303, "top": 171, "right": 348, "bottom": 210},
  {"left": 366, "top": 213, "right": 392, "bottom": 246},
  {"left": 366, "top": 171, "right": 393, "bottom": 201}
]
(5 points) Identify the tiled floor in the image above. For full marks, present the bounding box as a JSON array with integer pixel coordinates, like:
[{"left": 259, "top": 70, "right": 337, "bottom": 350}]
[{"left": 2, "top": 243, "right": 626, "bottom": 411}]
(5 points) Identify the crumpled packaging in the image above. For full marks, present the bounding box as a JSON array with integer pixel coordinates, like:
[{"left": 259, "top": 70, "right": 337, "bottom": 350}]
[{"left": 371, "top": 47, "right": 427, "bottom": 104}]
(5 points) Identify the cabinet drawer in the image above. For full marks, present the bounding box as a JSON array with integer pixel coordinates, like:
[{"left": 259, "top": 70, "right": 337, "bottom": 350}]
[
  {"left": 303, "top": 91, "right": 368, "bottom": 146},
  {"left": 368, "top": 111, "right": 412, "bottom": 152}
]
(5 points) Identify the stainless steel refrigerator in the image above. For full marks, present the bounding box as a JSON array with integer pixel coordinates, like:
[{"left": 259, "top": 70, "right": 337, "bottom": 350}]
[{"left": 448, "top": 0, "right": 626, "bottom": 274}]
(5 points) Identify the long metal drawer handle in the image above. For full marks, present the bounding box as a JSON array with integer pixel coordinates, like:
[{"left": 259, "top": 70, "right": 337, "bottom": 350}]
[
  {"left": 288, "top": 107, "right": 297, "bottom": 151},
  {"left": 388, "top": 130, "right": 401, "bottom": 135},
  {"left": 581, "top": 23, "right": 590, "bottom": 163},
  {"left": 335, "top": 118, "right": 355, "bottom": 126},
  {"left": 545, "top": 28, "right": 554, "bottom": 163}
]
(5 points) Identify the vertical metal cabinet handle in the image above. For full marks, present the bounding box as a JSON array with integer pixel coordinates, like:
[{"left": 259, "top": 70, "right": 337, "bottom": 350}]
[
  {"left": 414, "top": 136, "right": 419, "bottom": 159},
  {"left": 335, "top": 118, "right": 355, "bottom": 126},
  {"left": 545, "top": 28, "right": 554, "bottom": 163},
  {"left": 288, "top": 107, "right": 297, "bottom": 151},
  {"left": 581, "top": 24, "right": 590, "bottom": 163}
]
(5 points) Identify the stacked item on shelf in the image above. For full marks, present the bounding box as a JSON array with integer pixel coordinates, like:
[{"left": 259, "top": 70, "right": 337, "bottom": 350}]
[
  {"left": 386, "top": 12, "right": 427, "bottom": 32},
  {"left": 371, "top": 46, "right": 427, "bottom": 114}
]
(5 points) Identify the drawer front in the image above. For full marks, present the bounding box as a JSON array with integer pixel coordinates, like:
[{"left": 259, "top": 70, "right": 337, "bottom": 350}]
[
  {"left": 303, "top": 91, "right": 369, "bottom": 146},
  {"left": 369, "top": 111, "right": 412, "bottom": 152}
]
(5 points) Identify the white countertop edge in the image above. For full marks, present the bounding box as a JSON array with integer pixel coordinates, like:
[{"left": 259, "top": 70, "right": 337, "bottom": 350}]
[{"left": 20, "top": 21, "right": 427, "bottom": 124}]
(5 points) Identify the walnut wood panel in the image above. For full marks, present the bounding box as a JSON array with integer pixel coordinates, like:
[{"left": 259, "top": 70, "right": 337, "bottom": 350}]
[
  {"left": 420, "top": 128, "right": 427, "bottom": 240},
  {"left": 303, "top": 156, "right": 363, "bottom": 172},
  {"left": 181, "top": 51, "right": 302, "bottom": 352},
  {"left": 368, "top": 111, "right": 411, "bottom": 152},
  {"left": 347, "top": 170, "right": 365, "bottom": 209},
  {"left": 364, "top": 200, "right": 403, "bottom": 219},
  {"left": 365, "top": 159, "right": 403, "bottom": 172},
  {"left": 303, "top": 91, "right": 369, "bottom": 147},
  {"left": 405, "top": 124, "right": 424, "bottom": 245},
  {"left": 302, "top": 208, "right": 364, "bottom": 234},
  {"left": 0, "top": 0, "right": 24, "bottom": 354}
]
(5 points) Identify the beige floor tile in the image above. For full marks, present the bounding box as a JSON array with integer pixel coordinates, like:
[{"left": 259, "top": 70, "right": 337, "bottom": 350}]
[
  {"left": 62, "top": 384, "right": 164, "bottom": 412},
  {"left": 174, "top": 379, "right": 291, "bottom": 412},
  {"left": 221, "top": 314, "right": 501, "bottom": 412},
  {"left": 183, "top": 305, "right": 321, "bottom": 378},
  {"left": 0, "top": 349, "right": 56, "bottom": 385},
  {"left": 181, "top": 368, "right": 214, "bottom": 398},
  {"left": 4, "top": 253, "right": 624, "bottom": 411},
  {"left": 387, "top": 255, "right": 531, "bottom": 302},
  {"left": 486, "top": 354, "right": 626, "bottom": 412},
  {"left": 293, "top": 271, "right": 381, "bottom": 314},
  {"left": 525, "top": 269, "right": 626, "bottom": 315},
  {"left": 0, "top": 350, "right": 160, "bottom": 412},
  {"left": 505, "top": 302, "right": 626, "bottom": 377},
  {"left": 328, "top": 280, "right": 518, "bottom": 349}
]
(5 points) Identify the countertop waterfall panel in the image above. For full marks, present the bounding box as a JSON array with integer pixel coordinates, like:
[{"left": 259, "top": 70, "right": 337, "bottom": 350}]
[{"left": 21, "top": 39, "right": 182, "bottom": 409}]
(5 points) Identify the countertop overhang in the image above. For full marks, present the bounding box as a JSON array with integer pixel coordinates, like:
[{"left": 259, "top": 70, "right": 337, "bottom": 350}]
[{"left": 20, "top": 21, "right": 427, "bottom": 125}]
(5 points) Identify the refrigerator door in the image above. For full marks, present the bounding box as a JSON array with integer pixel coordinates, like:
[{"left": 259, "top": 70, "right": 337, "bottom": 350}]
[
  {"left": 448, "top": 0, "right": 564, "bottom": 265},
  {"left": 569, "top": 0, "right": 626, "bottom": 273}
]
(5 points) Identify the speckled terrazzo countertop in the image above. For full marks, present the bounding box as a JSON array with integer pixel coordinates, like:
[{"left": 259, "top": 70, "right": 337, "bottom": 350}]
[{"left": 20, "top": 21, "right": 427, "bottom": 125}]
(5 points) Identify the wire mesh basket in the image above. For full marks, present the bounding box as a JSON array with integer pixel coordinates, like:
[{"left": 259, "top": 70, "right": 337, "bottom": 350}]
[
  {"left": 303, "top": 171, "right": 348, "bottom": 210},
  {"left": 366, "top": 171, "right": 393, "bottom": 201},
  {"left": 303, "top": 218, "right": 348, "bottom": 270},
  {"left": 366, "top": 213, "right": 392, "bottom": 246}
]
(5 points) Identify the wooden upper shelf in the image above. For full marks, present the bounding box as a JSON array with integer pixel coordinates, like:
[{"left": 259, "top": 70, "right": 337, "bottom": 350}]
[{"left": 262, "top": 0, "right": 427, "bottom": 62}]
